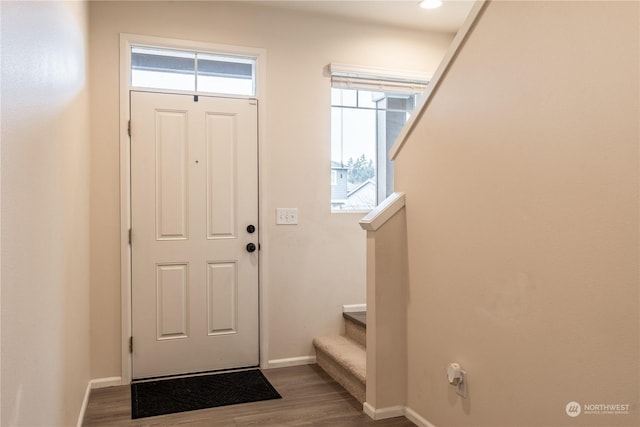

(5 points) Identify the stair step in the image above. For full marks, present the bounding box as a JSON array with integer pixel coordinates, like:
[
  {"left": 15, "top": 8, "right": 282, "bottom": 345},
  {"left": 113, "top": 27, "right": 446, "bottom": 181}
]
[
  {"left": 313, "top": 335, "right": 366, "bottom": 403},
  {"left": 343, "top": 311, "right": 366, "bottom": 347},
  {"left": 343, "top": 311, "right": 366, "bottom": 327}
]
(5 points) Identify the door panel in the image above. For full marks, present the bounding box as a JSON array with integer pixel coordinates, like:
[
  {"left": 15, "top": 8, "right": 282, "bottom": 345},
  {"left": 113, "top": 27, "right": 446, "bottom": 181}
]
[
  {"left": 155, "top": 110, "right": 189, "bottom": 240},
  {"left": 206, "top": 112, "right": 237, "bottom": 239},
  {"left": 156, "top": 263, "right": 189, "bottom": 340},
  {"left": 207, "top": 261, "right": 237, "bottom": 335},
  {"left": 131, "top": 91, "right": 259, "bottom": 379}
]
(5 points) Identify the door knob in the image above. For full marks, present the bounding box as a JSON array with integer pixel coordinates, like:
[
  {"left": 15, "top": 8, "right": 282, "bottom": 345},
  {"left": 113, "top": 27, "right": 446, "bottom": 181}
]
[
  {"left": 246, "top": 243, "right": 257, "bottom": 253},
  {"left": 246, "top": 225, "right": 256, "bottom": 234}
]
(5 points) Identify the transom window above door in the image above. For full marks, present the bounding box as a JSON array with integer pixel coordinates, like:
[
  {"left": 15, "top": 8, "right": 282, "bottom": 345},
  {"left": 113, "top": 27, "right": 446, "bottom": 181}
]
[{"left": 131, "top": 45, "right": 256, "bottom": 96}]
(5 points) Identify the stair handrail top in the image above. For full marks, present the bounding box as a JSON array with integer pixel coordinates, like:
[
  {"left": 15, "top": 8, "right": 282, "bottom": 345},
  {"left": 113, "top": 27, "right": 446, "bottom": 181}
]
[{"left": 359, "top": 192, "right": 405, "bottom": 231}]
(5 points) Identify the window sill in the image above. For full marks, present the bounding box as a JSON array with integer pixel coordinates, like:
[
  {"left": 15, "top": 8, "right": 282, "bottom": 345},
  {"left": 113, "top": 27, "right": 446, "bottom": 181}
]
[{"left": 331, "top": 209, "right": 372, "bottom": 215}]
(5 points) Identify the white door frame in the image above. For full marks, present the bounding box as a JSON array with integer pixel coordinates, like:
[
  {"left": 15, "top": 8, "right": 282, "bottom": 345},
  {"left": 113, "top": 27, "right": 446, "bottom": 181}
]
[{"left": 119, "top": 33, "right": 268, "bottom": 384}]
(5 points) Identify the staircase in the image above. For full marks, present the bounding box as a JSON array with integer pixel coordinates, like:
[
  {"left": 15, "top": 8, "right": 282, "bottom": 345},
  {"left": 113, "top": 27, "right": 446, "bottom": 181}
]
[{"left": 312, "top": 311, "right": 367, "bottom": 402}]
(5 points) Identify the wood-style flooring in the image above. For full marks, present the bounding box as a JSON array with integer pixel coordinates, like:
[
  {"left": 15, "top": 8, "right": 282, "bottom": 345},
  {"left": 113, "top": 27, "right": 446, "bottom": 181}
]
[{"left": 83, "top": 364, "right": 415, "bottom": 426}]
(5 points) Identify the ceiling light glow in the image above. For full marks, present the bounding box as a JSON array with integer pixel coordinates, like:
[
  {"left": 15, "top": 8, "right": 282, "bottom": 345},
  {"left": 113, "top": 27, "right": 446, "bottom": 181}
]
[{"left": 419, "top": 0, "right": 443, "bottom": 9}]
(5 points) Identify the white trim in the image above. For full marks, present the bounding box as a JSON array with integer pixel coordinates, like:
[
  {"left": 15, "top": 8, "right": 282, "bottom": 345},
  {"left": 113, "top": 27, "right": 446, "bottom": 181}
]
[
  {"left": 76, "top": 381, "right": 91, "bottom": 427},
  {"left": 90, "top": 376, "right": 124, "bottom": 389},
  {"left": 362, "top": 403, "right": 438, "bottom": 426},
  {"left": 0, "top": 5, "right": 2, "bottom": 411},
  {"left": 359, "top": 192, "right": 405, "bottom": 231},
  {"left": 123, "top": 35, "right": 263, "bottom": 61},
  {"left": 389, "top": 0, "right": 489, "bottom": 160},
  {"left": 119, "top": 33, "right": 268, "bottom": 382},
  {"left": 267, "top": 356, "right": 316, "bottom": 369},
  {"left": 329, "top": 63, "right": 428, "bottom": 94},
  {"left": 119, "top": 33, "right": 133, "bottom": 386},
  {"left": 342, "top": 304, "right": 366, "bottom": 313},
  {"left": 76, "top": 377, "right": 123, "bottom": 427},
  {"left": 404, "top": 407, "right": 438, "bottom": 427},
  {"left": 330, "top": 63, "right": 430, "bottom": 84},
  {"left": 363, "top": 402, "right": 376, "bottom": 419},
  {"left": 363, "top": 403, "right": 404, "bottom": 420},
  {"left": 256, "top": 51, "right": 270, "bottom": 372}
]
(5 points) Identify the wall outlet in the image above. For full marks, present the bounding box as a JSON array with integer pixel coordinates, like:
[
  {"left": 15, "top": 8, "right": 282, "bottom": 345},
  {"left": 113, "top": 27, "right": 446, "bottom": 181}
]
[
  {"left": 448, "top": 362, "right": 467, "bottom": 399},
  {"left": 276, "top": 208, "right": 298, "bottom": 225}
]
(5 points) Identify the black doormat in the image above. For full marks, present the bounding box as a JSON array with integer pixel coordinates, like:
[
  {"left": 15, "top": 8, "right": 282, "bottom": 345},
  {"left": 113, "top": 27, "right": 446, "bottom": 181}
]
[{"left": 131, "top": 369, "right": 281, "bottom": 419}]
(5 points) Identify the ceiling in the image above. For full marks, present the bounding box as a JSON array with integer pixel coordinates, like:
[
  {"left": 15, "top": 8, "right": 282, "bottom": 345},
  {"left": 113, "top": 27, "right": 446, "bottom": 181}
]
[{"left": 245, "top": 1, "right": 475, "bottom": 34}]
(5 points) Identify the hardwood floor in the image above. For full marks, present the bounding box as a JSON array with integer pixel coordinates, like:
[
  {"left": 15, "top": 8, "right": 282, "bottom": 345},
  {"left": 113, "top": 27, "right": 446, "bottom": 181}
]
[{"left": 83, "top": 364, "right": 415, "bottom": 426}]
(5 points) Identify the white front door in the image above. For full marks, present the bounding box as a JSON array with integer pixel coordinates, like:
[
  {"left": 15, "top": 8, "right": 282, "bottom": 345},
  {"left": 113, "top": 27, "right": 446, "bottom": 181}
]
[{"left": 131, "top": 91, "right": 259, "bottom": 379}]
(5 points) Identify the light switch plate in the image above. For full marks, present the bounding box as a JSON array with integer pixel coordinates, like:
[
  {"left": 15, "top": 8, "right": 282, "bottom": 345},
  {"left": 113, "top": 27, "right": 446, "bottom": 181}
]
[{"left": 276, "top": 208, "right": 298, "bottom": 225}]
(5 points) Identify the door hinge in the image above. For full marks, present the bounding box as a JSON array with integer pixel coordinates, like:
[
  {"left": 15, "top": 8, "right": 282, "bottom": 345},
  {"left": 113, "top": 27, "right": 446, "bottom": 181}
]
[
  {"left": 128, "top": 228, "right": 132, "bottom": 245},
  {"left": 129, "top": 336, "right": 133, "bottom": 353},
  {"left": 127, "top": 120, "right": 131, "bottom": 137}
]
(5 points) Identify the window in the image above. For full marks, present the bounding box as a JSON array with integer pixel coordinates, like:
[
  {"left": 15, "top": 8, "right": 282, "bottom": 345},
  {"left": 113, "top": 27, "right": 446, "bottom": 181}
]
[
  {"left": 131, "top": 46, "right": 256, "bottom": 96},
  {"left": 330, "top": 64, "right": 427, "bottom": 211}
]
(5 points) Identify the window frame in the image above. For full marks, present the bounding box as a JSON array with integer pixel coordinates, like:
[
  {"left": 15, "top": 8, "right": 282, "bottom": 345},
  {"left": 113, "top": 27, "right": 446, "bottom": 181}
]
[
  {"left": 329, "top": 63, "right": 429, "bottom": 213},
  {"left": 121, "top": 34, "right": 264, "bottom": 100},
  {"left": 130, "top": 45, "right": 257, "bottom": 97}
]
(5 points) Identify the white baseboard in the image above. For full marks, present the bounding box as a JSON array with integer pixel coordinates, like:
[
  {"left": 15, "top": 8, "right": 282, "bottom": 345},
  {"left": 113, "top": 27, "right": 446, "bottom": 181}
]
[
  {"left": 267, "top": 355, "right": 316, "bottom": 369},
  {"left": 342, "top": 304, "right": 366, "bottom": 313},
  {"left": 77, "top": 377, "right": 123, "bottom": 426},
  {"left": 90, "top": 376, "right": 123, "bottom": 389},
  {"left": 404, "top": 406, "right": 438, "bottom": 427},
  {"left": 363, "top": 402, "right": 404, "bottom": 420},
  {"left": 362, "top": 403, "right": 437, "bottom": 427},
  {"left": 76, "top": 381, "right": 91, "bottom": 427}
]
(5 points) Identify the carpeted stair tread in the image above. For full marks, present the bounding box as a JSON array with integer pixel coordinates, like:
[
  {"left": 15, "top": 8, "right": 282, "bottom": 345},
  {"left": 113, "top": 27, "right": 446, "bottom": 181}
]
[
  {"left": 342, "top": 311, "right": 366, "bottom": 328},
  {"left": 312, "top": 335, "right": 366, "bottom": 384}
]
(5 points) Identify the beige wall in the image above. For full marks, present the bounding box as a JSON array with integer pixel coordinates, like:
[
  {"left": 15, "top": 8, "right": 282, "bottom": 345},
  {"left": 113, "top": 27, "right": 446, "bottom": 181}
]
[
  {"left": 395, "top": 1, "right": 639, "bottom": 426},
  {"left": 88, "top": 1, "right": 453, "bottom": 378},
  {"left": 1, "top": 1, "right": 91, "bottom": 425}
]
